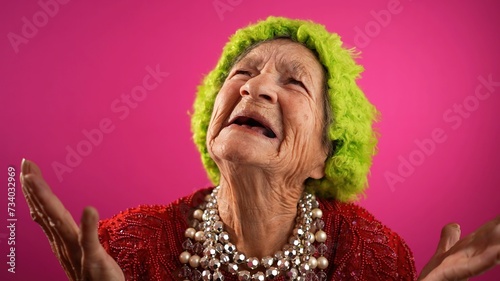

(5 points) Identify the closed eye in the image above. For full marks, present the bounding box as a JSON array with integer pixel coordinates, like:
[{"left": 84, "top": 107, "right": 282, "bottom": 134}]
[
  {"left": 287, "top": 78, "right": 306, "bottom": 90},
  {"left": 234, "top": 70, "right": 252, "bottom": 76}
]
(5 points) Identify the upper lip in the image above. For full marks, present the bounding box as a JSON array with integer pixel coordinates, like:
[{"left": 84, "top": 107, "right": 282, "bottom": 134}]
[{"left": 227, "top": 110, "right": 278, "bottom": 138}]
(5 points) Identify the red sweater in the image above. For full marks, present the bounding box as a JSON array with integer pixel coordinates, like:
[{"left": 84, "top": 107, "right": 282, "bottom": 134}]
[{"left": 98, "top": 188, "right": 417, "bottom": 280}]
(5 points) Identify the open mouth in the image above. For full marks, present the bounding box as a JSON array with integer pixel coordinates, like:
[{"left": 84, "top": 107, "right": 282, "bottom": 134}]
[{"left": 231, "top": 116, "right": 277, "bottom": 138}]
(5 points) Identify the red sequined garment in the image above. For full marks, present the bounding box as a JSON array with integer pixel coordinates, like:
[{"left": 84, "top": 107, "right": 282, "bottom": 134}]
[{"left": 98, "top": 188, "right": 417, "bottom": 280}]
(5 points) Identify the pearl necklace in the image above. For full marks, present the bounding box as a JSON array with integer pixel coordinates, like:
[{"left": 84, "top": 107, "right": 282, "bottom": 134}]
[{"left": 178, "top": 187, "right": 329, "bottom": 280}]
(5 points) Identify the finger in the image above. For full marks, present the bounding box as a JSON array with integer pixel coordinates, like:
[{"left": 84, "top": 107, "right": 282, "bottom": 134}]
[
  {"left": 438, "top": 239, "right": 500, "bottom": 280},
  {"left": 20, "top": 173, "right": 42, "bottom": 222},
  {"left": 462, "top": 243, "right": 500, "bottom": 278},
  {"left": 436, "top": 223, "right": 461, "bottom": 255},
  {"left": 23, "top": 174, "right": 80, "bottom": 238},
  {"left": 21, "top": 158, "right": 43, "bottom": 177},
  {"left": 21, "top": 173, "right": 62, "bottom": 246},
  {"left": 20, "top": 159, "right": 46, "bottom": 223},
  {"left": 80, "top": 207, "right": 109, "bottom": 278},
  {"left": 22, "top": 181, "right": 78, "bottom": 280},
  {"left": 459, "top": 217, "right": 500, "bottom": 276},
  {"left": 25, "top": 186, "right": 79, "bottom": 281},
  {"left": 80, "top": 207, "right": 101, "bottom": 258},
  {"left": 22, "top": 173, "right": 82, "bottom": 280}
]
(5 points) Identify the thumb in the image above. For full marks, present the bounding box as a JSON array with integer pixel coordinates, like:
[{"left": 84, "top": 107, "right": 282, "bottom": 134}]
[
  {"left": 418, "top": 223, "right": 462, "bottom": 280},
  {"left": 79, "top": 207, "right": 102, "bottom": 259},
  {"left": 435, "top": 223, "right": 461, "bottom": 255}
]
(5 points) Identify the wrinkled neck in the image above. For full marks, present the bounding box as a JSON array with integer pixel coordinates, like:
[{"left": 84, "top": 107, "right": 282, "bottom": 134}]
[{"left": 216, "top": 167, "right": 304, "bottom": 258}]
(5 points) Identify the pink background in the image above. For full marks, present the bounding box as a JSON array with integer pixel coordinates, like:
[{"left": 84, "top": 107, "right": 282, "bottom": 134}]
[{"left": 1, "top": 0, "right": 499, "bottom": 280}]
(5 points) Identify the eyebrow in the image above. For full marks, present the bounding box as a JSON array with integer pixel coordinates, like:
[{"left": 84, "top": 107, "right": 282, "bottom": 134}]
[
  {"left": 235, "top": 54, "right": 260, "bottom": 69},
  {"left": 235, "top": 51, "right": 315, "bottom": 85},
  {"left": 276, "top": 55, "right": 315, "bottom": 87},
  {"left": 287, "top": 59, "right": 310, "bottom": 80},
  {"left": 241, "top": 54, "right": 310, "bottom": 75}
]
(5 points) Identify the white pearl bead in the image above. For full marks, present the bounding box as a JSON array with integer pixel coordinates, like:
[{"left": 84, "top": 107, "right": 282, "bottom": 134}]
[
  {"left": 184, "top": 227, "right": 196, "bottom": 238},
  {"left": 315, "top": 230, "right": 327, "bottom": 243},
  {"left": 193, "top": 209, "right": 203, "bottom": 220},
  {"left": 179, "top": 251, "right": 191, "bottom": 264},
  {"left": 317, "top": 256, "right": 329, "bottom": 269},
  {"left": 189, "top": 254, "right": 200, "bottom": 268},
  {"left": 194, "top": 230, "right": 205, "bottom": 241},
  {"left": 312, "top": 208, "right": 323, "bottom": 219},
  {"left": 308, "top": 256, "right": 317, "bottom": 269}
]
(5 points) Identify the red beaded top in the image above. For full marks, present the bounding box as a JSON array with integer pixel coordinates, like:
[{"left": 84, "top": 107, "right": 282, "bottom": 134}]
[{"left": 98, "top": 188, "right": 417, "bottom": 280}]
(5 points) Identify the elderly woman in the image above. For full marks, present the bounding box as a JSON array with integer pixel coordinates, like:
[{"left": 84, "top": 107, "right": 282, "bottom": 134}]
[{"left": 20, "top": 17, "right": 499, "bottom": 281}]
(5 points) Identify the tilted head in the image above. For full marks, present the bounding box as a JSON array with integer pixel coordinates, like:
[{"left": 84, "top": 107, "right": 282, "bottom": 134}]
[{"left": 192, "top": 17, "right": 379, "bottom": 201}]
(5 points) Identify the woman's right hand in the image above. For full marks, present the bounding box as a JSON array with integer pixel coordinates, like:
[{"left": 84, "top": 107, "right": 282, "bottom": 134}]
[{"left": 20, "top": 159, "right": 125, "bottom": 281}]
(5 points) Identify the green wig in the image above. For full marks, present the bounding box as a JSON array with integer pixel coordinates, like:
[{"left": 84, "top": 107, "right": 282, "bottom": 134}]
[{"left": 191, "top": 16, "right": 379, "bottom": 202}]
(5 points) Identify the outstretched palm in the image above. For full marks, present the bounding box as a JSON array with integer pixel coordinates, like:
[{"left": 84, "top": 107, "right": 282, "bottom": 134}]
[{"left": 21, "top": 159, "right": 124, "bottom": 281}]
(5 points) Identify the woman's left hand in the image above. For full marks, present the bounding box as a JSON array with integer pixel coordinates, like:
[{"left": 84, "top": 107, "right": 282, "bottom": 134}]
[{"left": 418, "top": 217, "right": 500, "bottom": 281}]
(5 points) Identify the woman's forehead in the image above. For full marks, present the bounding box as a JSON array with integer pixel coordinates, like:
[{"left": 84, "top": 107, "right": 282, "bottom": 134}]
[{"left": 235, "top": 39, "right": 323, "bottom": 76}]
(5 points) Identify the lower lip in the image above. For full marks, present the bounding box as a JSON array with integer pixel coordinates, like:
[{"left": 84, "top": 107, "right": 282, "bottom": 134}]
[{"left": 226, "top": 124, "right": 277, "bottom": 140}]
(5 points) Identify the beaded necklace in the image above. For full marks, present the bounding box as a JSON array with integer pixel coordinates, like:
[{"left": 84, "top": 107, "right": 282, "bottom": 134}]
[{"left": 178, "top": 187, "right": 328, "bottom": 280}]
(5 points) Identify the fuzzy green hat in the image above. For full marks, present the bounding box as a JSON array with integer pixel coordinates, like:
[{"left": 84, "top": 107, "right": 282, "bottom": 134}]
[{"left": 191, "top": 16, "right": 379, "bottom": 201}]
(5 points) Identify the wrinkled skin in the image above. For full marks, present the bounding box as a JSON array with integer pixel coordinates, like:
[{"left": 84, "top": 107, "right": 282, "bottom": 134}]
[
  {"left": 20, "top": 40, "right": 499, "bottom": 280},
  {"left": 206, "top": 39, "right": 329, "bottom": 257},
  {"left": 21, "top": 159, "right": 124, "bottom": 281}
]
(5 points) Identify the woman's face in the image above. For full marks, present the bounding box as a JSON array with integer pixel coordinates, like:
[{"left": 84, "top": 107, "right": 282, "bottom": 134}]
[{"left": 207, "top": 39, "right": 328, "bottom": 182}]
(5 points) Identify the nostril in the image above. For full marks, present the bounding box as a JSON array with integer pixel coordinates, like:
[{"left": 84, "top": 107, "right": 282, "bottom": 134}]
[
  {"left": 259, "top": 94, "right": 273, "bottom": 101},
  {"left": 240, "top": 81, "right": 276, "bottom": 102},
  {"left": 240, "top": 88, "right": 250, "bottom": 96}
]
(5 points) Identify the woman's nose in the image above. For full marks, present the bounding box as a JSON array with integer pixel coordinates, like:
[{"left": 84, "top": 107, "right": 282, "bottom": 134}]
[{"left": 240, "top": 74, "right": 278, "bottom": 103}]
